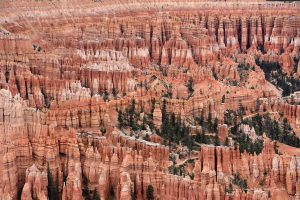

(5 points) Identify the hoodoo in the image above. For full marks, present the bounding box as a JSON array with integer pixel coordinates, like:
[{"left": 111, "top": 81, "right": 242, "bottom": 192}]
[{"left": 0, "top": 0, "right": 300, "bottom": 199}]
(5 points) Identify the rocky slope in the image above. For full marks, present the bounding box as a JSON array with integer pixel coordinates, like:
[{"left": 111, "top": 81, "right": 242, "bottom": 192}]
[{"left": 0, "top": 0, "right": 300, "bottom": 200}]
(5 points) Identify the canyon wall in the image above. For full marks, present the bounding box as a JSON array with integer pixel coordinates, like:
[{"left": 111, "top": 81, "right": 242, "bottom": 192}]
[{"left": 0, "top": 0, "right": 300, "bottom": 200}]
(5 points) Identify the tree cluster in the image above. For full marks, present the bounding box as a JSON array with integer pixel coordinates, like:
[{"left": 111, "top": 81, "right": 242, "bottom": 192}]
[
  {"left": 224, "top": 109, "right": 238, "bottom": 126},
  {"left": 196, "top": 110, "right": 218, "bottom": 133},
  {"left": 242, "top": 113, "right": 300, "bottom": 148},
  {"left": 82, "top": 173, "right": 101, "bottom": 200},
  {"left": 168, "top": 159, "right": 195, "bottom": 179},
  {"left": 194, "top": 110, "right": 220, "bottom": 145},
  {"left": 231, "top": 127, "right": 264, "bottom": 155},
  {"left": 160, "top": 104, "right": 195, "bottom": 150},
  {"left": 237, "top": 63, "right": 253, "bottom": 81},
  {"left": 232, "top": 173, "right": 248, "bottom": 192},
  {"left": 256, "top": 59, "right": 300, "bottom": 96},
  {"left": 117, "top": 98, "right": 155, "bottom": 131}
]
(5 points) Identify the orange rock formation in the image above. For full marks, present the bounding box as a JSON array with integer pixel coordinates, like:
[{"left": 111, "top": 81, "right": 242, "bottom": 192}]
[{"left": 0, "top": 0, "right": 300, "bottom": 200}]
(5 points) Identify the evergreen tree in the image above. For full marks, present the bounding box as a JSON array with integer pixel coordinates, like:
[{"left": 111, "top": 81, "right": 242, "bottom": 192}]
[
  {"left": 273, "top": 121, "right": 280, "bottom": 140},
  {"left": 162, "top": 99, "right": 167, "bottom": 122},
  {"left": 112, "top": 87, "right": 118, "bottom": 99},
  {"left": 233, "top": 173, "right": 248, "bottom": 192},
  {"left": 255, "top": 59, "right": 300, "bottom": 96},
  {"left": 240, "top": 113, "right": 300, "bottom": 149},
  {"left": 150, "top": 99, "right": 156, "bottom": 119},
  {"left": 129, "top": 99, "right": 135, "bottom": 125},
  {"left": 207, "top": 110, "right": 212, "bottom": 131},
  {"left": 202, "top": 129, "right": 208, "bottom": 144},
  {"left": 131, "top": 179, "right": 137, "bottom": 200},
  {"left": 252, "top": 114, "right": 263, "bottom": 135},
  {"left": 161, "top": 99, "right": 168, "bottom": 137},
  {"left": 82, "top": 173, "right": 91, "bottom": 200},
  {"left": 130, "top": 98, "right": 136, "bottom": 114},
  {"left": 213, "top": 117, "right": 218, "bottom": 133},
  {"left": 183, "top": 128, "right": 193, "bottom": 150},
  {"left": 108, "top": 188, "right": 115, "bottom": 200},
  {"left": 199, "top": 110, "right": 204, "bottom": 126},
  {"left": 117, "top": 110, "right": 123, "bottom": 128},
  {"left": 224, "top": 109, "right": 236, "bottom": 126},
  {"left": 221, "top": 95, "right": 225, "bottom": 103},
  {"left": 44, "top": 93, "right": 51, "bottom": 108},
  {"left": 146, "top": 185, "right": 154, "bottom": 200},
  {"left": 195, "top": 131, "right": 202, "bottom": 143},
  {"left": 148, "top": 100, "right": 155, "bottom": 131},
  {"left": 141, "top": 115, "right": 147, "bottom": 130},
  {"left": 238, "top": 103, "right": 245, "bottom": 120},
  {"left": 255, "top": 98, "right": 260, "bottom": 111},
  {"left": 258, "top": 43, "right": 265, "bottom": 53},
  {"left": 187, "top": 78, "right": 194, "bottom": 97},
  {"left": 129, "top": 98, "right": 138, "bottom": 130},
  {"left": 47, "top": 164, "right": 59, "bottom": 200},
  {"left": 92, "top": 189, "right": 101, "bottom": 200},
  {"left": 103, "top": 90, "right": 109, "bottom": 102},
  {"left": 228, "top": 183, "right": 233, "bottom": 193},
  {"left": 283, "top": 118, "right": 290, "bottom": 134},
  {"left": 214, "top": 133, "right": 220, "bottom": 146},
  {"left": 274, "top": 142, "right": 279, "bottom": 154},
  {"left": 143, "top": 134, "right": 150, "bottom": 141},
  {"left": 253, "top": 139, "right": 264, "bottom": 155}
]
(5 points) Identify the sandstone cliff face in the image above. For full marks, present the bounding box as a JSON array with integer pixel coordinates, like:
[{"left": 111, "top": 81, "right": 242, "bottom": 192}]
[
  {"left": 1, "top": 3, "right": 299, "bottom": 103},
  {"left": 21, "top": 164, "right": 48, "bottom": 200},
  {"left": 0, "top": 83, "right": 299, "bottom": 200},
  {"left": 0, "top": 0, "right": 300, "bottom": 200}
]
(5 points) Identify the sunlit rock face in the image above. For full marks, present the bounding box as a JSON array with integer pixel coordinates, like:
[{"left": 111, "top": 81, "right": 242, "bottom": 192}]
[{"left": 0, "top": 0, "right": 300, "bottom": 199}]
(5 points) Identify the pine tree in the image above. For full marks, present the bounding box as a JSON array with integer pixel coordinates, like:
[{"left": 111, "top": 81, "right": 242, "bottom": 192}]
[
  {"left": 141, "top": 115, "right": 147, "bottom": 130},
  {"left": 226, "top": 183, "right": 233, "bottom": 194},
  {"left": 131, "top": 179, "right": 137, "bottom": 200},
  {"left": 255, "top": 98, "right": 260, "bottom": 111},
  {"left": 224, "top": 109, "right": 235, "bottom": 126},
  {"left": 213, "top": 118, "right": 218, "bottom": 133},
  {"left": 92, "top": 189, "right": 101, "bottom": 200},
  {"left": 143, "top": 134, "right": 150, "bottom": 141},
  {"left": 183, "top": 130, "right": 193, "bottom": 150},
  {"left": 214, "top": 133, "right": 220, "bottom": 146},
  {"left": 47, "top": 164, "right": 59, "bottom": 200},
  {"left": 103, "top": 90, "right": 109, "bottom": 102},
  {"left": 117, "top": 110, "right": 123, "bottom": 128},
  {"left": 202, "top": 129, "right": 208, "bottom": 144},
  {"left": 187, "top": 78, "right": 194, "bottom": 97},
  {"left": 82, "top": 173, "right": 91, "bottom": 200},
  {"left": 221, "top": 95, "right": 225, "bottom": 103},
  {"left": 273, "top": 121, "right": 280, "bottom": 140},
  {"left": 199, "top": 110, "right": 204, "bottom": 126},
  {"left": 162, "top": 99, "right": 167, "bottom": 122},
  {"left": 112, "top": 87, "right": 118, "bottom": 99},
  {"left": 146, "top": 185, "right": 154, "bottom": 200},
  {"left": 171, "top": 113, "right": 176, "bottom": 127},
  {"left": 238, "top": 103, "right": 245, "bottom": 120},
  {"left": 195, "top": 131, "right": 202, "bottom": 143},
  {"left": 150, "top": 99, "right": 156, "bottom": 119},
  {"left": 283, "top": 118, "right": 290, "bottom": 142},
  {"left": 108, "top": 188, "right": 115, "bottom": 200},
  {"left": 207, "top": 110, "right": 212, "bottom": 131},
  {"left": 129, "top": 98, "right": 137, "bottom": 130},
  {"left": 161, "top": 99, "right": 168, "bottom": 137}
]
